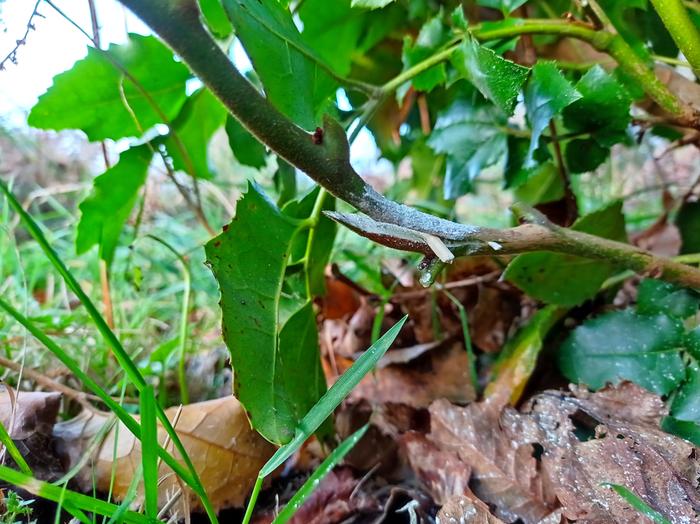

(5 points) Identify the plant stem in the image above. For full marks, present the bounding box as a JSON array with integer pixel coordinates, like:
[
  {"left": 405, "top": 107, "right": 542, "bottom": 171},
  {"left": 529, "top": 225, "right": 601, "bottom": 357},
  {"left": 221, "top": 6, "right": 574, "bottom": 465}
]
[
  {"left": 118, "top": 0, "right": 700, "bottom": 290},
  {"left": 650, "top": 0, "right": 700, "bottom": 73}
]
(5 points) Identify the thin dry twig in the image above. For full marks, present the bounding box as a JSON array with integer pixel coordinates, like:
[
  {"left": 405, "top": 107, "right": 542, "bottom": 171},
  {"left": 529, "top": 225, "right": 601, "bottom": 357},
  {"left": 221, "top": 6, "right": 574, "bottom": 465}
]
[{"left": 0, "top": 0, "right": 44, "bottom": 71}]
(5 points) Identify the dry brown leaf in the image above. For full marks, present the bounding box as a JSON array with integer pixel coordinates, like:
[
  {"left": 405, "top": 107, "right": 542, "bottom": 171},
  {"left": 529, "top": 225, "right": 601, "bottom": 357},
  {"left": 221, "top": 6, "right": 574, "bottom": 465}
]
[
  {"left": 419, "top": 383, "right": 699, "bottom": 524},
  {"left": 438, "top": 495, "right": 506, "bottom": 524},
  {"left": 0, "top": 386, "right": 63, "bottom": 480},
  {"left": 54, "top": 396, "right": 275, "bottom": 517},
  {"left": 429, "top": 398, "right": 552, "bottom": 524},
  {"left": 529, "top": 384, "right": 700, "bottom": 524}
]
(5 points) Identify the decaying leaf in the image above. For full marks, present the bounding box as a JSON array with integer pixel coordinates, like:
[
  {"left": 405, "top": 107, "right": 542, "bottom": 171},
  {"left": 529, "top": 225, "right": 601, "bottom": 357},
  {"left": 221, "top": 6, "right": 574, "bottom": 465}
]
[
  {"left": 438, "top": 496, "right": 505, "bottom": 524},
  {"left": 0, "top": 387, "right": 63, "bottom": 480},
  {"left": 54, "top": 396, "right": 275, "bottom": 517},
  {"left": 414, "top": 383, "right": 699, "bottom": 524}
]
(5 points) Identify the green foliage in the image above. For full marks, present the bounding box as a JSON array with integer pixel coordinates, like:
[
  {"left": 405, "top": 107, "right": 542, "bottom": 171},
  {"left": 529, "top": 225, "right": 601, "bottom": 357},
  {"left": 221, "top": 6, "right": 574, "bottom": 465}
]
[
  {"left": 450, "top": 36, "right": 530, "bottom": 116},
  {"left": 602, "top": 484, "right": 672, "bottom": 524},
  {"left": 351, "top": 0, "right": 395, "bottom": 8},
  {"left": 524, "top": 62, "right": 581, "bottom": 167},
  {"left": 399, "top": 14, "right": 449, "bottom": 99},
  {"left": 675, "top": 201, "right": 700, "bottom": 254},
  {"left": 223, "top": 0, "right": 335, "bottom": 130},
  {"left": 559, "top": 309, "right": 686, "bottom": 395},
  {"left": 505, "top": 202, "right": 627, "bottom": 306},
  {"left": 637, "top": 279, "right": 700, "bottom": 318},
  {"left": 205, "top": 184, "right": 327, "bottom": 444},
  {"left": 225, "top": 115, "right": 267, "bottom": 168},
  {"left": 0, "top": 491, "right": 35, "bottom": 524},
  {"left": 428, "top": 101, "right": 508, "bottom": 198},
  {"left": 159, "top": 88, "right": 227, "bottom": 179},
  {"left": 76, "top": 146, "right": 152, "bottom": 263},
  {"left": 28, "top": 35, "right": 189, "bottom": 141},
  {"left": 477, "top": 0, "right": 529, "bottom": 15}
]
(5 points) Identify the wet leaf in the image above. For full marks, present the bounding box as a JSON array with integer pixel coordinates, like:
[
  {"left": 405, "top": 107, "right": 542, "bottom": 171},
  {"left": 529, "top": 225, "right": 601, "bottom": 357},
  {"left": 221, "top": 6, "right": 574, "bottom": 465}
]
[
  {"left": 53, "top": 397, "right": 275, "bottom": 517},
  {"left": 637, "top": 278, "right": 700, "bottom": 319},
  {"left": 28, "top": 35, "right": 189, "bottom": 141},
  {"left": 558, "top": 310, "right": 686, "bottom": 395},
  {"left": 451, "top": 36, "right": 530, "bottom": 116}
]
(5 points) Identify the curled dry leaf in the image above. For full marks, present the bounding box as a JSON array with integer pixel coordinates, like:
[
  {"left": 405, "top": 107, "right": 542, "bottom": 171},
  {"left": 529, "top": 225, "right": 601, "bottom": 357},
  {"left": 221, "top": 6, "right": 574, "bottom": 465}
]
[
  {"left": 0, "top": 386, "right": 63, "bottom": 480},
  {"left": 438, "top": 496, "right": 505, "bottom": 524},
  {"left": 54, "top": 396, "right": 275, "bottom": 517},
  {"left": 412, "top": 382, "right": 699, "bottom": 524}
]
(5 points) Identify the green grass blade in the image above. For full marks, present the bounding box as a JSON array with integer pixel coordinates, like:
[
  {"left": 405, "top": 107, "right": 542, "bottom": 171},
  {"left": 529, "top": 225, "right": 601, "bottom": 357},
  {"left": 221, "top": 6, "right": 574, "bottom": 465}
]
[
  {"left": 0, "top": 465, "right": 149, "bottom": 524},
  {"left": 272, "top": 425, "right": 368, "bottom": 524},
  {"left": 0, "top": 298, "right": 199, "bottom": 518},
  {"left": 242, "top": 316, "right": 407, "bottom": 524},
  {"left": 443, "top": 290, "right": 478, "bottom": 391},
  {"left": 140, "top": 385, "right": 159, "bottom": 520},
  {"left": 0, "top": 419, "right": 32, "bottom": 475},
  {"left": 601, "top": 483, "right": 671, "bottom": 524},
  {"left": 0, "top": 181, "right": 217, "bottom": 523}
]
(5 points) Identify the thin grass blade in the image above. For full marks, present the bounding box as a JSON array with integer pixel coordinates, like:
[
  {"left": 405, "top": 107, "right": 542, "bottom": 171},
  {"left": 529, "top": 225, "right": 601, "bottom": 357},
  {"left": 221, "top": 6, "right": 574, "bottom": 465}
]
[
  {"left": 273, "top": 425, "right": 368, "bottom": 524},
  {"left": 0, "top": 419, "right": 32, "bottom": 475},
  {"left": 602, "top": 483, "right": 671, "bottom": 524},
  {"left": 140, "top": 385, "right": 159, "bottom": 519}
]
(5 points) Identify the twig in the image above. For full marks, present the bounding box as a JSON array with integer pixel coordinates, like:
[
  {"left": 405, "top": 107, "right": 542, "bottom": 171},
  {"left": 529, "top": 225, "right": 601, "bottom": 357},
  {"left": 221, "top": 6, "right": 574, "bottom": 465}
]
[
  {"left": 548, "top": 120, "right": 578, "bottom": 225},
  {"left": 0, "top": 0, "right": 43, "bottom": 71},
  {"left": 0, "top": 355, "right": 138, "bottom": 405}
]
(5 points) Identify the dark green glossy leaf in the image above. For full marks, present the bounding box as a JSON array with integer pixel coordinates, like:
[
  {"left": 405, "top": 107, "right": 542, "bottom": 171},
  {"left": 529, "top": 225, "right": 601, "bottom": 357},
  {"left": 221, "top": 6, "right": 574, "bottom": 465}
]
[
  {"left": 223, "top": 0, "right": 336, "bottom": 130},
  {"left": 427, "top": 101, "right": 507, "bottom": 198},
  {"left": 28, "top": 35, "right": 189, "bottom": 141},
  {"left": 558, "top": 310, "right": 685, "bottom": 395},
  {"left": 160, "top": 88, "right": 226, "bottom": 179},
  {"left": 565, "top": 138, "right": 609, "bottom": 174},
  {"left": 685, "top": 327, "right": 700, "bottom": 360},
  {"left": 661, "top": 416, "right": 700, "bottom": 445},
  {"left": 505, "top": 201, "right": 626, "bottom": 306},
  {"left": 563, "top": 66, "right": 632, "bottom": 147},
  {"left": 451, "top": 36, "right": 530, "bottom": 116},
  {"left": 637, "top": 279, "right": 700, "bottom": 319},
  {"left": 205, "top": 183, "right": 326, "bottom": 444},
  {"left": 198, "top": 0, "right": 233, "bottom": 38},
  {"left": 504, "top": 135, "right": 550, "bottom": 189},
  {"left": 274, "top": 160, "right": 297, "bottom": 206},
  {"left": 477, "top": 0, "right": 529, "bottom": 15},
  {"left": 524, "top": 62, "right": 581, "bottom": 166},
  {"left": 669, "top": 362, "right": 700, "bottom": 424},
  {"left": 76, "top": 146, "right": 152, "bottom": 263},
  {"left": 675, "top": 201, "right": 700, "bottom": 254},
  {"left": 225, "top": 115, "right": 267, "bottom": 168}
]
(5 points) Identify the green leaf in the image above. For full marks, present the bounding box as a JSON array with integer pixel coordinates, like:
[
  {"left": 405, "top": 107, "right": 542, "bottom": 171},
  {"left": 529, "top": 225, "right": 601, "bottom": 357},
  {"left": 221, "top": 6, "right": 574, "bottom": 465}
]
[
  {"left": 160, "top": 88, "right": 227, "bottom": 179},
  {"left": 637, "top": 279, "right": 700, "bottom": 319},
  {"left": 669, "top": 362, "right": 700, "bottom": 424},
  {"left": 504, "top": 135, "right": 550, "bottom": 189},
  {"left": 506, "top": 202, "right": 626, "bottom": 306},
  {"left": 477, "top": 0, "right": 529, "bottom": 15},
  {"left": 351, "top": 0, "right": 395, "bottom": 8},
  {"left": 273, "top": 425, "right": 368, "bottom": 523},
  {"left": 299, "top": 0, "right": 365, "bottom": 77},
  {"left": 205, "top": 183, "right": 326, "bottom": 444},
  {"left": 512, "top": 162, "right": 564, "bottom": 205},
  {"left": 399, "top": 14, "right": 448, "bottom": 99},
  {"left": 450, "top": 36, "right": 530, "bottom": 116},
  {"left": 675, "top": 201, "right": 700, "bottom": 255},
  {"left": 524, "top": 62, "right": 581, "bottom": 166},
  {"left": 242, "top": 318, "right": 406, "bottom": 521},
  {"left": 225, "top": 115, "right": 267, "bottom": 168},
  {"left": 602, "top": 484, "right": 672, "bottom": 524},
  {"left": 139, "top": 385, "right": 159, "bottom": 520},
  {"left": 28, "top": 35, "right": 189, "bottom": 141},
  {"left": 427, "top": 100, "right": 507, "bottom": 198},
  {"left": 223, "top": 0, "right": 336, "bottom": 130},
  {"left": 661, "top": 416, "right": 700, "bottom": 445},
  {"left": 564, "top": 138, "right": 608, "bottom": 174},
  {"left": 76, "top": 146, "right": 152, "bottom": 264},
  {"left": 685, "top": 327, "right": 700, "bottom": 360},
  {"left": 563, "top": 65, "right": 632, "bottom": 147},
  {"left": 558, "top": 310, "right": 686, "bottom": 395},
  {"left": 198, "top": 0, "right": 233, "bottom": 38}
]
